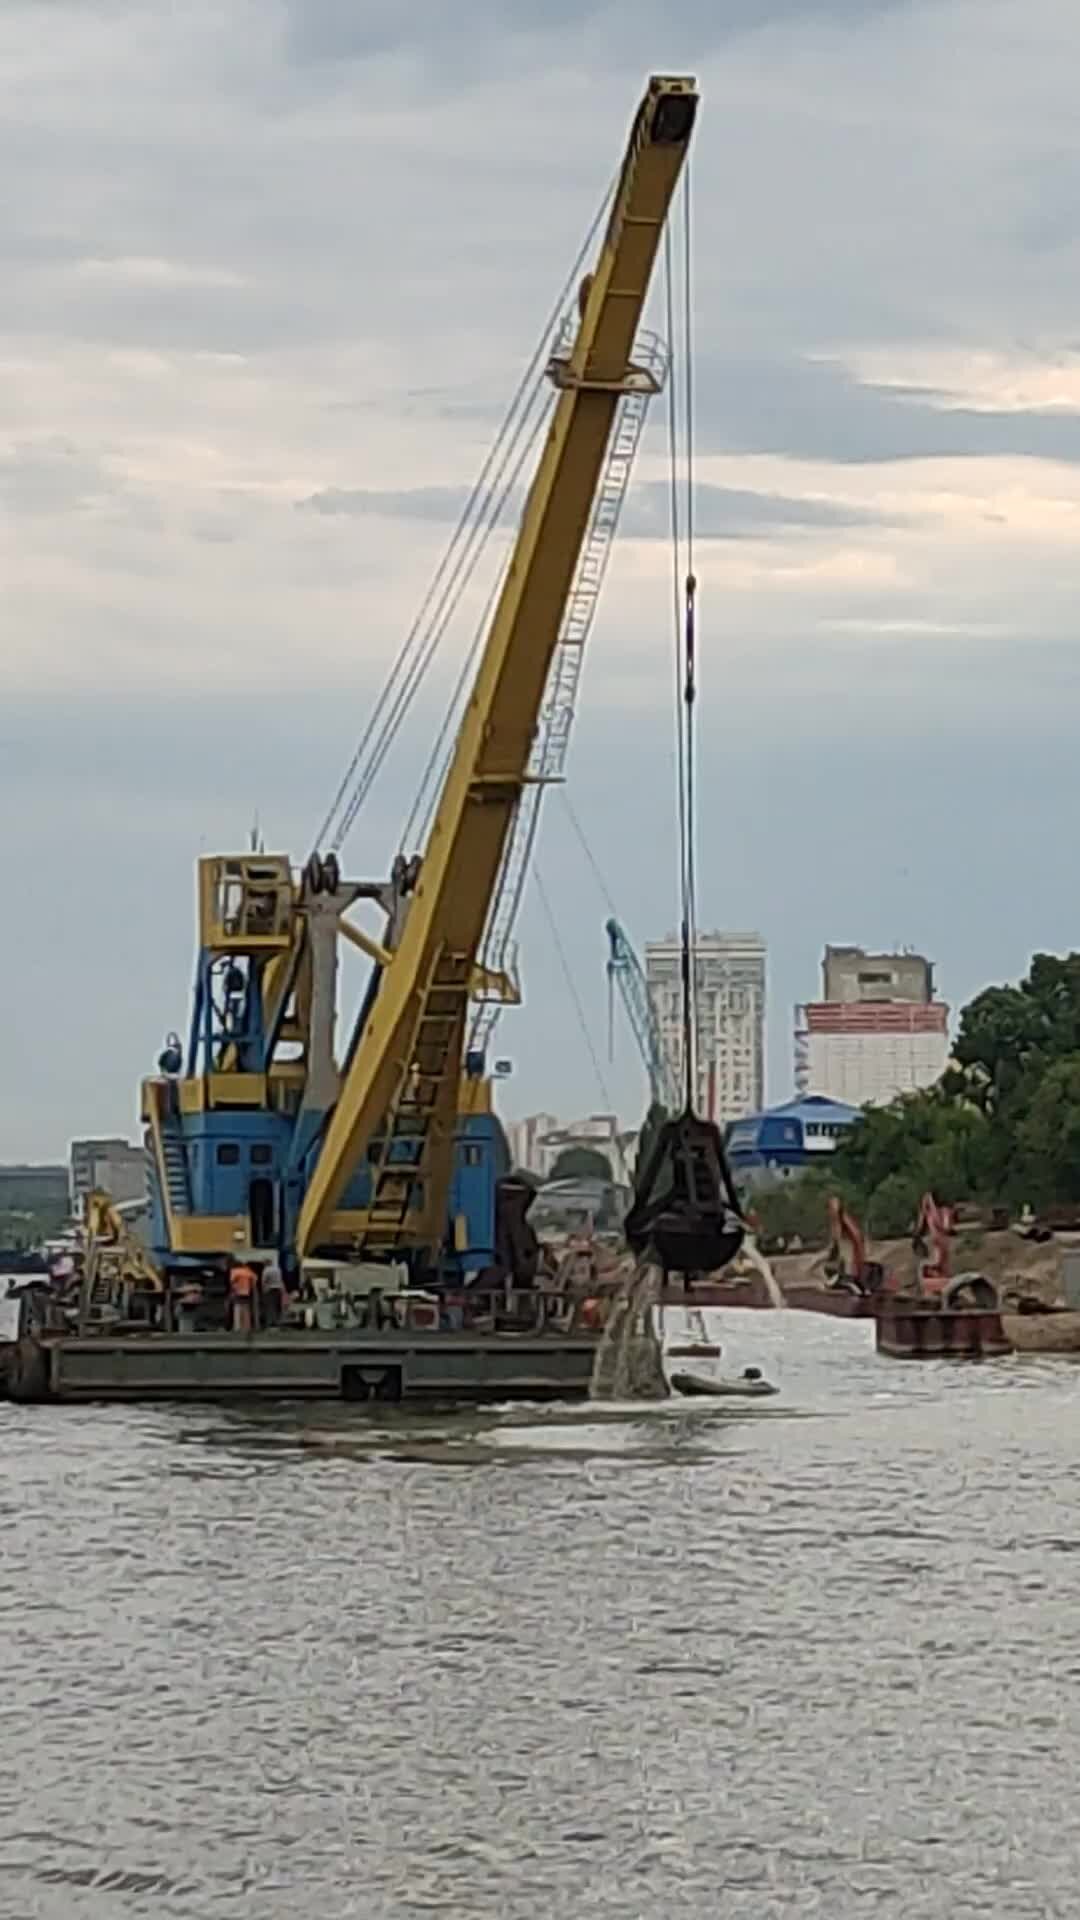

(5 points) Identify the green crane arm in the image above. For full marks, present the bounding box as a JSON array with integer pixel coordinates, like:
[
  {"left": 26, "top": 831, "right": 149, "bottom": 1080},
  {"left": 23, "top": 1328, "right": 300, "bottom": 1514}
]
[{"left": 298, "top": 73, "right": 698, "bottom": 1260}]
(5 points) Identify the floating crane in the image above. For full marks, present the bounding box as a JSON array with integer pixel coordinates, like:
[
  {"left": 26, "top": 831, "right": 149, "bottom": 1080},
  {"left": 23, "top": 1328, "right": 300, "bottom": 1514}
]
[
  {"left": 141, "top": 75, "right": 699, "bottom": 1293},
  {"left": 605, "top": 916, "right": 680, "bottom": 1112}
]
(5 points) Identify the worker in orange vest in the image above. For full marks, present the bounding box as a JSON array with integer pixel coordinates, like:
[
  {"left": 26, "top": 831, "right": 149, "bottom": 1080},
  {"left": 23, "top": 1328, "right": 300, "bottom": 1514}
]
[{"left": 228, "top": 1258, "right": 257, "bottom": 1333}]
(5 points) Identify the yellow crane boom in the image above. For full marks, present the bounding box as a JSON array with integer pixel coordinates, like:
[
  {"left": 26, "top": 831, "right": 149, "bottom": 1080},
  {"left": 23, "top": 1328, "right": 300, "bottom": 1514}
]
[{"left": 298, "top": 73, "right": 698, "bottom": 1260}]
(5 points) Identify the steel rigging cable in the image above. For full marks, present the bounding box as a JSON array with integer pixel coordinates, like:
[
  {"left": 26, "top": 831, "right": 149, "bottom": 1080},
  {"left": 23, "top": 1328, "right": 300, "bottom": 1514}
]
[
  {"left": 312, "top": 180, "right": 616, "bottom": 862},
  {"left": 664, "top": 166, "right": 699, "bottom": 1117}
]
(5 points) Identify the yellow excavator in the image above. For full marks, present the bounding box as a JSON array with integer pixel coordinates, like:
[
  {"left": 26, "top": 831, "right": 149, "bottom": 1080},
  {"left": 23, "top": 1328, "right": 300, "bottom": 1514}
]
[{"left": 78, "top": 1190, "right": 163, "bottom": 1332}]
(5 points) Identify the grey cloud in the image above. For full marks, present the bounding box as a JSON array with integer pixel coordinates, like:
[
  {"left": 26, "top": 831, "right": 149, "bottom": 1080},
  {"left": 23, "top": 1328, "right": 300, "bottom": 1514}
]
[
  {"left": 624, "top": 482, "right": 913, "bottom": 538},
  {"left": 189, "top": 513, "right": 239, "bottom": 544},
  {"left": 299, "top": 477, "right": 908, "bottom": 538},
  {"left": 0, "top": 441, "right": 118, "bottom": 516},
  {"left": 300, "top": 484, "right": 478, "bottom": 522},
  {"left": 697, "top": 354, "right": 1080, "bottom": 466},
  {"left": 286, "top": 0, "right": 909, "bottom": 66}
]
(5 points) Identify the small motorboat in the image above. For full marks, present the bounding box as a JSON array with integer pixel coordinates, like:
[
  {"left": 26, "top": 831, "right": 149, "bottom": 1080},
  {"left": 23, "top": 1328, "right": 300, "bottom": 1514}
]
[
  {"left": 670, "top": 1365, "right": 778, "bottom": 1399},
  {"left": 666, "top": 1342, "right": 722, "bottom": 1360}
]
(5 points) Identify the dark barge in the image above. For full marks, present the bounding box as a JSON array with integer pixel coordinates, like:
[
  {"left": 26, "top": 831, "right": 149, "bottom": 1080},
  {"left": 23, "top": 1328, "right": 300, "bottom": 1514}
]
[{"left": 0, "top": 1286, "right": 599, "bottom": 1405}]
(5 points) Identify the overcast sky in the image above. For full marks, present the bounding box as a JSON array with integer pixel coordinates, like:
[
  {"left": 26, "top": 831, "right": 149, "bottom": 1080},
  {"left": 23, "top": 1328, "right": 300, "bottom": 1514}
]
[{"left": 6, "top": 0, "right": 1080, "bottom": 1161}]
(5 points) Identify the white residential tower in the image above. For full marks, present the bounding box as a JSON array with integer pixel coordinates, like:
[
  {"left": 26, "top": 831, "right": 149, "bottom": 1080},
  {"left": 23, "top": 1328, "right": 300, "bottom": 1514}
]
[{"left": 646, "top": 930, "right": 766, "bottom": 1126}]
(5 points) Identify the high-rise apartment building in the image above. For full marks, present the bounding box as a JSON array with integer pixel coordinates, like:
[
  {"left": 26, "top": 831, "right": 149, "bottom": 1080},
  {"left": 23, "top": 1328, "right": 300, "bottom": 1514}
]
[
  {"left": 795, "top": 945, "right": 949, "bottom": 1108},
  {"left": 646, "top": 931, "right": 766, "bottom": 1126}
]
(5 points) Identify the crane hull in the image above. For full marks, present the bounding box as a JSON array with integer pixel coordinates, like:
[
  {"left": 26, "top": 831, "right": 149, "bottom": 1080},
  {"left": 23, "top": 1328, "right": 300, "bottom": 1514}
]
[{"left": 2, "top": 1321, "right": 598, "bottom": 1405}]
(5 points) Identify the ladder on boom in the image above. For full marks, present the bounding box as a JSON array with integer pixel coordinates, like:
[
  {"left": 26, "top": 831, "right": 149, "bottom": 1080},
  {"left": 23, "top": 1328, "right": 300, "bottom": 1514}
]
[
  {"left": 360, "top": 947, "right": 471, "bottom": 1250},
  {"left": 470, "top": 331, "right": 669, "bottom": 1052}
]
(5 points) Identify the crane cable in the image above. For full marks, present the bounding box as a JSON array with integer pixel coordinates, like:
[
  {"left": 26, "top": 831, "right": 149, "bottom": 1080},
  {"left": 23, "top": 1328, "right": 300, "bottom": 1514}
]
[
  {"left": 664, "top": 167, "right": 698, "bottom": 1117},
  {"left": 331, "top": 377, "right": 552, "bottom": 856},
  {"left": 403, "top": 393, "right": 554, "bottom": 855},
  {"left": 559, "top": 789, "right": 618, "bottom": 919},
  {"left": 313, "top": 181, "right": 616, "bottom": 862},
  {"left": 314, "top": 345, "right": 547, "bottom": 856}
]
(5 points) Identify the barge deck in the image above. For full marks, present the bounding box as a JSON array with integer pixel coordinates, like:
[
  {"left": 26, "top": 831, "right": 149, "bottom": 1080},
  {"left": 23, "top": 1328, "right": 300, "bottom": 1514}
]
[{"left": 2, "top": 1326, "right": 600, "bottom": 1404}]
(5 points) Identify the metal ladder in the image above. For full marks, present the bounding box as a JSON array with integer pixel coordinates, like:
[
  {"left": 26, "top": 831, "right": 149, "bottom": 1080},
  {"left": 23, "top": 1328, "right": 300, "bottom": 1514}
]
[
  {"left": 470, "top": 332, "right": 669, "bottom": 1051},
  {"left": 160, "top": 1121, "right": 192, "bottom": 1215},
  {"left": 360, "top": 949, "right": 471, "bottom": 1250}
]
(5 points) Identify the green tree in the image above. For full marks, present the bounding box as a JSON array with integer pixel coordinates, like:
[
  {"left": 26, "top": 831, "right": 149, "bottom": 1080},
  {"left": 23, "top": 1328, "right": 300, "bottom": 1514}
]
[
  {"left": 744, "top": 1168, "right": 836, "bottom": 1247},
  {"left": 549, "top": 1145, "right": 612, "bottom": 1182},
  {"left": 828, "top": 1086, "right": 993, "bottom": 1214},
  {"left": 955, "top": 953, "right": 1080, "bottom": 1110},
  {"left": 953, "top": 985, "right": 1048, "bottom": 1110},
  {"left": 1014, "top": 1055, "right": 1080, "bottom": 1207},
  {"left": 864, "top": 1170, "right": 924, "bottom": 1238}
]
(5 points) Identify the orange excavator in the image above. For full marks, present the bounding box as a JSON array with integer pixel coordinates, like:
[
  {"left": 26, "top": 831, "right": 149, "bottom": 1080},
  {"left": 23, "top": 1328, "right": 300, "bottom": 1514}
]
[
  {"left": 911, "top": 1191, "right": 954, "bottom": 1295},
  {"left": 910, "top": 1194, "right": 1000, "bottom": 1308},
  {"left": 824, "top": 1195, "right": 889, "bottom": 1299},
  {"left": 823, "top": 1190, "right": 1003, "bottom": 1322}
]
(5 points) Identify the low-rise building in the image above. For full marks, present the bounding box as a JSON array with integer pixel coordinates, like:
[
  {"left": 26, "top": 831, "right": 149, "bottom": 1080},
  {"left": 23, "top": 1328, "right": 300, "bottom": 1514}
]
[
  {"left": 0, "top": 1163, "right": 69, "bottom": 1214},
  {"left": 506, "top": 1112, "right": 624, "bottom": 1180},
  {"left": 69, "top": 1137, "right": 149, "bottom": 1219},
  {"left": 725, "top": 1095, "right": 859, "bottom": 1184}
]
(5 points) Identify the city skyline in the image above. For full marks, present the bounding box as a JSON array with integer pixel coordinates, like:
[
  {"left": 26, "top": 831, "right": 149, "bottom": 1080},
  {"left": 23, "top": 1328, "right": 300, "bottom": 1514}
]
[{"left": 506, "top": 933, "right": 952, "bottom": 1141}]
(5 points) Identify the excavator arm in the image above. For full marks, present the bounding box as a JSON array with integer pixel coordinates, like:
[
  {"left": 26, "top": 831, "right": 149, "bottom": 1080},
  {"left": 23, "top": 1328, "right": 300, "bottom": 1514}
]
[{"left": 297, "top": 74, "right": 698, "bottom": 1260}]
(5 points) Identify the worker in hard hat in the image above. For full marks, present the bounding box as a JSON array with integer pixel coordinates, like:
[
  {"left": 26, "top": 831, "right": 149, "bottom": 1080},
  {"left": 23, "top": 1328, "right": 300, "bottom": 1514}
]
[{"left": 228, "top": 1257, "right": 257, "bottom": 1334}]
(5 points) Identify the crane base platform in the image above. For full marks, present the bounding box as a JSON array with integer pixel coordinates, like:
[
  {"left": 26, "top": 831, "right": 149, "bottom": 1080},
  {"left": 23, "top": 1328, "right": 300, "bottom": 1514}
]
[{"left": 1, "top": 1328, "right": 600, "bottom": 1406}]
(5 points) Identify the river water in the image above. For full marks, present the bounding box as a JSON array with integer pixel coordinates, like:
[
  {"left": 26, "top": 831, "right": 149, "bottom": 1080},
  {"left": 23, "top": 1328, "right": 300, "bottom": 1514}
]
[{"left": 3, "top": 1310, "right": 1079, "bottom": 1919}]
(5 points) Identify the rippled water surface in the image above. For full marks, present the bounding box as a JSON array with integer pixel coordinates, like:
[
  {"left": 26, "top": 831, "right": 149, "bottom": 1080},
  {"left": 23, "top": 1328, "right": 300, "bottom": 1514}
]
[{"left": 4, "top": 1311, "right": 1080, "bottom": 1918}]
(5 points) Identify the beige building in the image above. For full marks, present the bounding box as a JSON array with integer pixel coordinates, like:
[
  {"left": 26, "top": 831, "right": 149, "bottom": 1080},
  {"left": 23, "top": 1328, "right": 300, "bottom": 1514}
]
[
  {"left": 822, "top": 945, "right": 935, "bottom": 1006},
  {"left": 797, "top": 945, "right": 949, "bottom": 1108}
]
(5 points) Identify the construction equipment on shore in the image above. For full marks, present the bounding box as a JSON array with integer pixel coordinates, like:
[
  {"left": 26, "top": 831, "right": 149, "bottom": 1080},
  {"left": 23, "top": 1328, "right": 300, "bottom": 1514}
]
[
  {"left": 139, "top": 75, "right": 700, "bottom": 1305},
  {"left": 912, "top": 1190, "right": 955, "bottom": 1294},
  {"left": 819, "top": 1191, "right": 1009, "bottom": 1357},
  {"left": 824, "top": 1194, "right": 888, "bottom": 1298}
]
